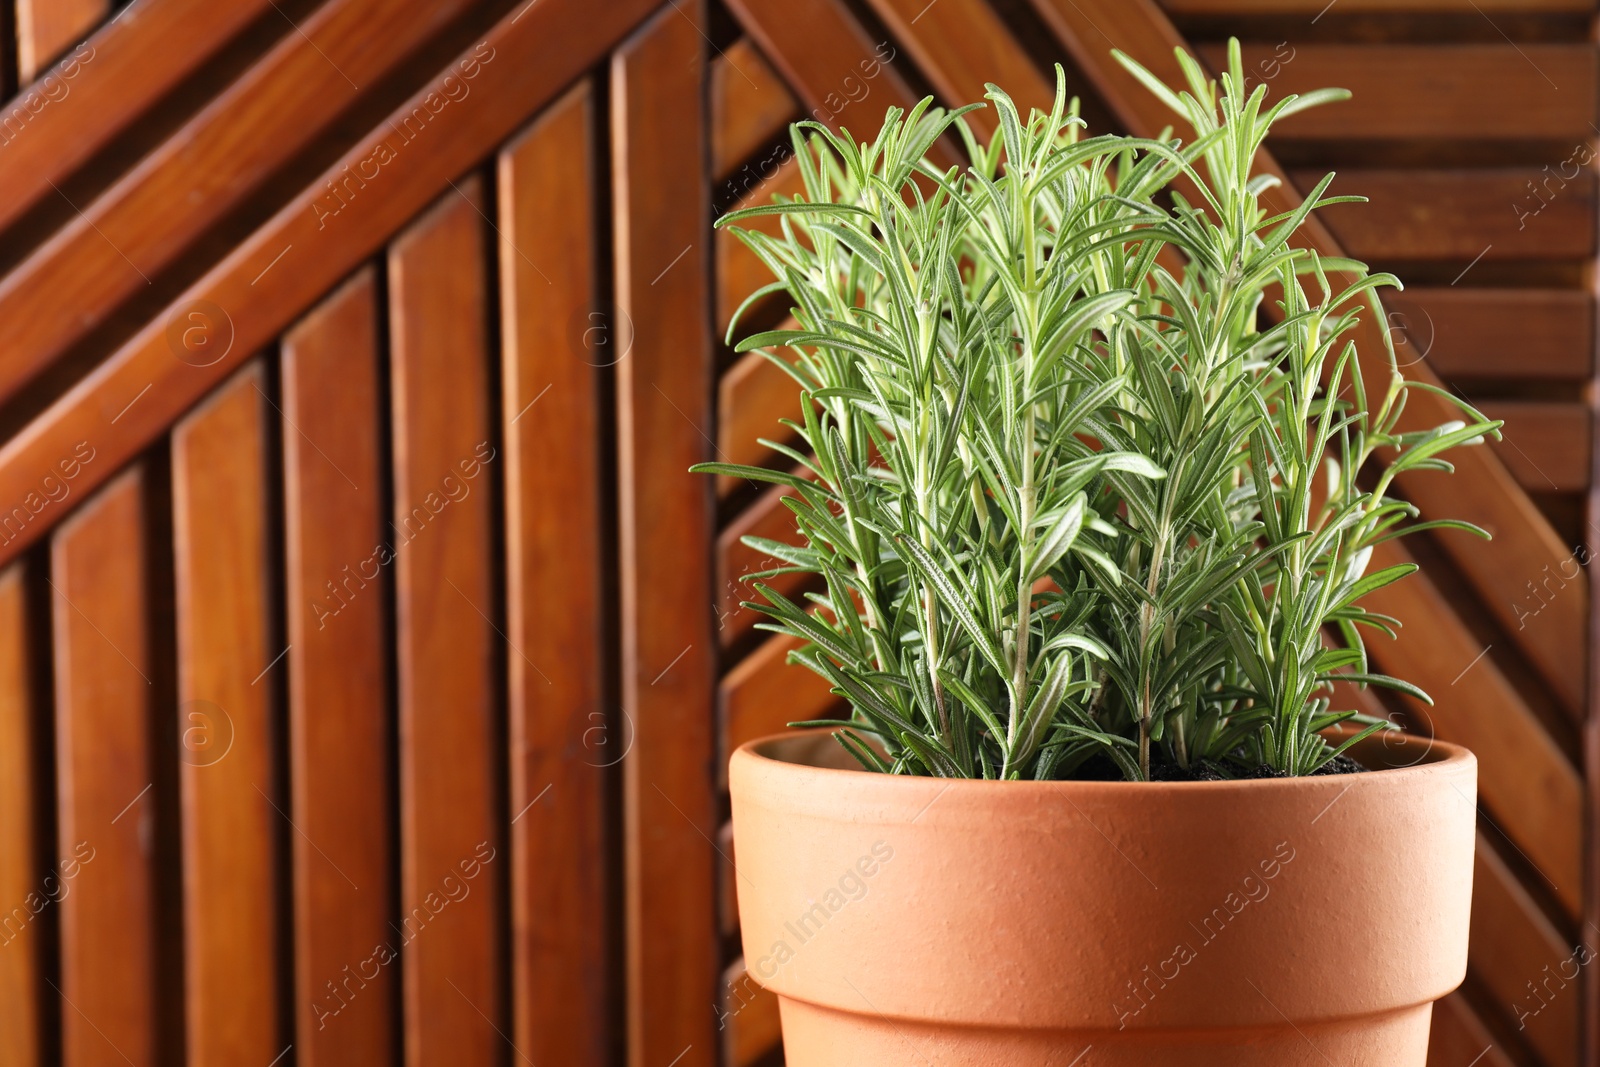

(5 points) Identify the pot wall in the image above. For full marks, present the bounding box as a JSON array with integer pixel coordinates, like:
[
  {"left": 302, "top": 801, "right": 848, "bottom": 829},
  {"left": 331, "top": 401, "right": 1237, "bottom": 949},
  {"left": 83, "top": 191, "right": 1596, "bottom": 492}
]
[{"left": 730, "top": 731, "right": 1477, "bottom": 1064}]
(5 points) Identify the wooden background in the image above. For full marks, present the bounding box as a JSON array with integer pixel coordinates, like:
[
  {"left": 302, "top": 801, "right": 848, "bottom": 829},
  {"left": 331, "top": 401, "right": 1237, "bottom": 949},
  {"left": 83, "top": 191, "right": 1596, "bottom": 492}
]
[{"left": 0, "top": 0, "right": 1591, "bottom": 1065}]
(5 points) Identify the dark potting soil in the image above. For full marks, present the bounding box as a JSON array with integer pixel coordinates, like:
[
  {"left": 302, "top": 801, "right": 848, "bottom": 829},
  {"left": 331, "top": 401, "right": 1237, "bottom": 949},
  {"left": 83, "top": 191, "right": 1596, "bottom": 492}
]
[{"left": 1071, "top": 753, "right": 1368, "bottom": 782}]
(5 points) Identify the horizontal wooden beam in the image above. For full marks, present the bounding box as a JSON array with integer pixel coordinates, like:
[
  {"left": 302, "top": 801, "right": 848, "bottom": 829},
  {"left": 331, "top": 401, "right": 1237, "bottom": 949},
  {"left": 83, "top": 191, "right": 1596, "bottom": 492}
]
[
  {"left": 1385, "top": 288, "right": 1592, "bottom": 382},
  {"left": 1481, "top": 401, "right": 1590, "bottom": 494},
  {"left": 1200, "top": 43, "right": 1596, "bottom": 141}
]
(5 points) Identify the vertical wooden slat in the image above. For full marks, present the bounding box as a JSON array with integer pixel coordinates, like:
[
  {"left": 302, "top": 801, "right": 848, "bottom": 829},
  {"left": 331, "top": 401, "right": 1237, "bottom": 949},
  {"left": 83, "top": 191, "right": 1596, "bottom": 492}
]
[
  {"left": 281, "top": 269, "right": 395, "bottom": 1062},
  {"left": 51, "top": 465, "right": 157, "bottom": 1067},
  {"left": 613, "top": 6, "right": 719, "bottom": 1066},
  {"left": 390, "top": 178, "right": 502, "bottom": 1067},
  {"left": 498, "top": 82, "right": 612, "bottom": 1065},
  {"left": 0, "top": 563, "right": 40, "bottom": 1067},
  {"left": 172, "top": 361, "right": 282, "bottom": 1066},
  {"left": 14, "top": 0, "right": 105, "bottom": 83}
]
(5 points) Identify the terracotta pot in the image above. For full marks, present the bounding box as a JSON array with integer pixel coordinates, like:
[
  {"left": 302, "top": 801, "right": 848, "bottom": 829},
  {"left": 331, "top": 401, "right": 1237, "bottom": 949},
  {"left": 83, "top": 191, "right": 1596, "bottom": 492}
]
[{"left": 730, "top": 730, "right": 1476, "bottom": 1066}]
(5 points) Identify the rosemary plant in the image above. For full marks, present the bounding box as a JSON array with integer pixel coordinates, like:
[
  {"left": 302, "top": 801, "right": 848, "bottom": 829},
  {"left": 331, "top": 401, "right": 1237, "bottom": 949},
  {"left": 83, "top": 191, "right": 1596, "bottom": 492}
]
[{"left": 696, "top": 43, "right": 1498, "bottom": 781}]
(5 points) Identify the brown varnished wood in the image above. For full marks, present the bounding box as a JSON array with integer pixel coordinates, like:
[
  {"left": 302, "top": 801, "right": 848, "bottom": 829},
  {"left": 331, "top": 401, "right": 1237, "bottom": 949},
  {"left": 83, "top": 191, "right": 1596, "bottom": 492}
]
[
  {"left": 389, "top": 178, "right": 502, "bottom": 1067},
  {"left": 1481, "top": 401, "right": 1590, "bottom": 495},
  {"left": 612, "top": 7, "right": 719, "bottom": 1065},
  {"left": 15, "top": 0, "right": 106, "bottom": 83},
  {"left": 718, "top": 158, "right": 808, "bottom": 337},
  {"left": 498, "top": 80, "right": 612, "bottom": 1066},
  {"left": 0, "top": 0, "right": 665, "bottom": 571},
  {"left": 0, "top": 563, "right": 39, "bottom": 1067},
  {"left": 717, "top": 479, "right": 810, "bottom": 649},
  {"left": 1200, "top": 43, "right": 1596, "bottom": 141},
  {"left": 1427, "top": 993, "right": 1516, "bottom": 1067},
  {"left": 0, "top": 0, "right": 489, "bottom": 410},
  {"left": 1289, "top": 167, "right": 1596, "bottom": 262},
  {"left": 1386, "top": 288, "right": 1592, "bottom": 382},
  {"left": 281, "top": 269, "right": 395, "bottom": 1063},
  {"left": 713, "top": 38, "right": 801, "bottom": 181},
  {"left": 1032, "top": 0, "right": 1590, "bottom": 728},
  {"left": 720, "top": 958, "right": 783, "bottom": 1066},
  {"left": 1364, "top": 537, "right": 1582, "bottom": 920},
  {"left": 1470, "top": 839, "right": 1578, "bottom": 1067},
  {"left": 860, "top": 0, "right": 1054, "bottom": 132},
  {"left": 171, "top": 360, "right": 281, "bottom": 1066},
  {"left": 717, "top": 324, "right": 805, "bottom": 497},
  {"left": 0, "top": 0, "right": 276, "bottom": 235},
  {"left": 51, "top": 466, "right": 157, "bottom": 1067},
  {"left": 720, "top": 634, "right": 838, "bottom": 779}
]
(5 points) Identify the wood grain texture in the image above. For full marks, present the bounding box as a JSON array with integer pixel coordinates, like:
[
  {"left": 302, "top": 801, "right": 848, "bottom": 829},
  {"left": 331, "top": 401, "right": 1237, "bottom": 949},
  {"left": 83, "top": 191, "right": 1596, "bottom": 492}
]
[
  {"left": 1470, "top": 840, "right": 1578, "bottom": 1067},
  {"left": 281, "top": 269, "right": 395, "bottom": 1063},
  {"left": 0, "top": 0, "right": 274, "bottom": 236},
  {"left": 1031, "top": 0, "right": 1590, "bottom": 729},
  {"left": 0, "top": 0, "right": 664, "bottom": 572},
  {"left": 0, "top": 0, "right": 486, "bottom": 410},
  {"left": 1481, "top": 401, "right": 1589, "bottom": 494},
  {"left": 1199, "top": 44, "right": 1596, "bottom": 140},
  {"left": 172, "top": 361, "right": 281, "bottom": 1067},
  {"left": 390, "top": 178, "right": 502, "bottom": 1067},
  {"left": 51, "top": 465, "right": 157, "bottom": 1067},
  {"left": 0, "top": 564, "right": 39, "bottom": 1067},
  {"left": 1289, "top": 168, "right": 1596, "bottom": 262},
  {"left": 15, "top": 0, "right": 107, "bottom": 83},
  {"left": 717, "top": 158, "right": 807, "bottom": 335},
  {"left": 612, "top": 7, "right": 719, "bottom": 1065},
  {"left": 713, "top": 38, "right": 800, "bottom": 180},
  {"left": 1385, "top": 288, "right": 1592, "bottom": 382},
  {"left": 498, "top": 81, "right": 612, "bottom": 1066}
]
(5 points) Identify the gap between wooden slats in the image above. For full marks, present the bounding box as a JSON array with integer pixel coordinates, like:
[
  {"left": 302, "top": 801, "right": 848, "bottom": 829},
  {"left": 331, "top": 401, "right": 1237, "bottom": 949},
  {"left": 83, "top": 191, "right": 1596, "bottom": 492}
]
[
  {"left": 389, "top": 177, "right": 504, "bottom": 1066},
  {"left": 613, "top": 5, "right": 720, "bottom": 1064},
  {"left": 281, "top": 268, "right": 396, "bottom": 1064},
  {"left": 498, "top": 79, "right": 614, "bottom": 1065},
  {"left": 172, "top": 361, "right": 283, "bottom": 1065}
]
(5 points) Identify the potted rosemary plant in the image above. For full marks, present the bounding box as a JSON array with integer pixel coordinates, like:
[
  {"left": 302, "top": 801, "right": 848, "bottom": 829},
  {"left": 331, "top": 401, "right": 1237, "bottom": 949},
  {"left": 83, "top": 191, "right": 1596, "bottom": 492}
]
[{"left": 698, "top": 44, "right": 1483, "bottom": 1066}]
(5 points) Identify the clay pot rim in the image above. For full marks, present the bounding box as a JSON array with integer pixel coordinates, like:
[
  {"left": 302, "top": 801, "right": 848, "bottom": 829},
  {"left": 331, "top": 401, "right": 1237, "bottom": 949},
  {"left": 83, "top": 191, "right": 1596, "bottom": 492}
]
[{"left": 733, "top": 727, "right": 1473, "bottom": 793}]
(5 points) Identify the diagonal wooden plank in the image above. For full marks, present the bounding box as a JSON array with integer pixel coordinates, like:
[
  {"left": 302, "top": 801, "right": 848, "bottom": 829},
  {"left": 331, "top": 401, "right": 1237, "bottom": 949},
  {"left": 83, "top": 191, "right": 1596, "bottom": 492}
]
[
  {"left": 0, "top": 0, "right": 664, "bottom": 568},
  {"left": 1428, "top": 993, "right": 1515, "bottom": 1067},
  {"left": 613, "top": 6, "right": 719, "bottom": 1065},
  {"left": 390, "top": 178, "right": 502, "bottom": 1067},
  {"left": 172, "top": 360, "right": 282, "bottom": 1066},
  {"left": 1026, "top": 0, "right": 1588, "bottom": 720},
  {"left": 713, "top": 37, "right": 800, "bottom": 181},
  {"left": 0, "top": 0, "right": 492, "bottom": 411},
  {"left": 0, "top": 563, "right": 41, "bottom": 1067},
  {"left": 0, "top": 0, "right": 277, "bottom": 235},
  {"left": 51, "top": 466, "right": 159, "bottom": 1067},
  {"left": 281, "top": 269, "right": 395, "bottom": 1064},
  {"left": 498, "top": 80, "right": 613, "bottom": 1066}
]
